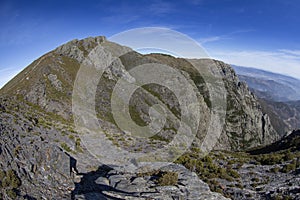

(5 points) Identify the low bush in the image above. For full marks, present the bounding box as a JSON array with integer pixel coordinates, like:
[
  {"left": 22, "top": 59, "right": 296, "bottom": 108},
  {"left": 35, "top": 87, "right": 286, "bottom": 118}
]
[
  {"left": 281, "top": 160, "right": 296, "bottom": 173},
  {"left": 156, "top": 171, "right": 178, "bottom": 186},
  {"left": 60, "top": 142, "right": 72, "bottom": 152}
]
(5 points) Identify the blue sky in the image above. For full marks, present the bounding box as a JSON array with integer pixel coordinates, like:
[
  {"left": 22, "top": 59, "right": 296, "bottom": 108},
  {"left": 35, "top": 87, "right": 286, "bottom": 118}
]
[{"left": 1, "top": 0, "right": 300, "bottom": 87}]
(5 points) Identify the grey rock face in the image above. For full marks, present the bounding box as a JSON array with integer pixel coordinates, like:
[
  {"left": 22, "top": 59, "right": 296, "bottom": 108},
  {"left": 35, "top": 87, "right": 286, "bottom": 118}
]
[
  {"left": 54, "top": 36, "right": 107, "bottom": 63},
  {"left": 0, "top": 108, "right": 73, "bottom": 198},
  {"left": 48, "top": 73, "right": 63, "bottom": 91},
  {"left": 212, "top": 61, "right": 279, "bottom": 150},
  {"left": 231, "top": 163, "right": 300, "bottom": 200}
]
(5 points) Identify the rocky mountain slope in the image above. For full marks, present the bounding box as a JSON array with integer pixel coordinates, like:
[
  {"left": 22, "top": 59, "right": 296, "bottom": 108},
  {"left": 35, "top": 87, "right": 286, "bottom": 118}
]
[
  {"left": 258, "top": 99, "right": 300, "bottom": 135},
  {"left": 0, "top": 36, "right": 283, "bottom": 199},
  {"left": 1, "top": 37, "right": 279, "bottom": 151}
]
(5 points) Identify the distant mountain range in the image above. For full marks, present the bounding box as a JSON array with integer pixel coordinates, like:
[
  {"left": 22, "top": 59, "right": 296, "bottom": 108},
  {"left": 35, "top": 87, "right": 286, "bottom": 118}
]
[
  {"left": 233, "top": 65, "right": 300, "bottom": 134},
  {"left": 232, "top": 65, "right": 300, "bottom": 102}
]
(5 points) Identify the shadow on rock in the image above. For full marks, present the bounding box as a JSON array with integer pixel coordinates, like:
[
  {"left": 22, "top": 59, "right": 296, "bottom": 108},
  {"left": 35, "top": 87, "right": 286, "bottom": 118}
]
[{"left": 71, "top": 165, "right": 133, "bottom": 200}]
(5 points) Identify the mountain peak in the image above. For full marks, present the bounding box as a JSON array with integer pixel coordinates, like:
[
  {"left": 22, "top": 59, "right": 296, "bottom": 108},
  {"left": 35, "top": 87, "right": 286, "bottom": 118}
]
[{"left": 0, "top": 36, "right": 288, "bottom": 199}]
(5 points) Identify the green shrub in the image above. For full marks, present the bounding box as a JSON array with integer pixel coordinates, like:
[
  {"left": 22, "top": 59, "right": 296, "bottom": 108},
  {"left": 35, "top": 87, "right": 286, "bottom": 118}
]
[
  {"left": 6, "top": 169, "right": 21, "bottom": 189},
  {"left": 60, "top": 142, "right": 72, "bottom": 152},
  {"left": 1, "top": 178, "right": 9, "bottom": 188},
  {"left": 202, "top": 156, "right": 213, "bottom": 163},
  {"left": 283, "top": 151, "right": 294, "bottom": 161},
  {"left": 270, "top": 167, "right": 280, "bottom": 173},
  {"left": 175, "top": 154, "right": 192, "bottom": 165},
  {"left": 0, "top": 170, "right": 5, "bottom": 180},
  {"left": 216, "top": 168, "right": 232, "bottom": 181},
  {"left": 1, "top": 169, "right": 21, "bottom": 189},
  {"left": 75, "top": 138, "right": 81, "bottom": 146},
  {"left": 13, "top": 145, "right": 22, "bottom": 156},
  {"left": 227, "top": 160, "right": 235, "bottom": 165},
  {"left": 157, "top": 171, "right": 178, "bottom": 186},
  {"left": 185, "top": 159, "right": 197, "bottom": 171},
  {"left": 251, "top": 183, "right": 258, "bottom": 188},
  {"left": 6, "top": 189, "right": 17, "bottom": 199},
  {"left": 75, "top": 138, "right": 84, "bottom": 153},
  {"left": 68, "top": 134, "right": 75, "bottom": 140},
  {"left": 235, "top": 183, "right": 243, "bottom": 189},
  {"left": 206, "top": 179, "right": 224, "bottom": 193},
  {"left": 281, "top": 160, "right": 296, "bottom": 173},
  {"left": 255, "top": 154, "right": 283, "bottom": 165},
  {"left": 227, "top": 169, "right": 240, "bottom": 178},
  {"left": 272, "top": 194, "right": 294, "bottom": 200}
]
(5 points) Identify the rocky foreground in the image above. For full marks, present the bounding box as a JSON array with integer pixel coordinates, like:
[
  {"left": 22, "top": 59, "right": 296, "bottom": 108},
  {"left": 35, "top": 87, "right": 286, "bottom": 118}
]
[{"left": 1, "top": 98, "right": 299, "bottom": 199}]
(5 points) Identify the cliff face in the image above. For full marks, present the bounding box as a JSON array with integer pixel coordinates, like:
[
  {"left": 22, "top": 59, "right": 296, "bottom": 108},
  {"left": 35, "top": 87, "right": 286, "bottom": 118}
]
[
  {"left": 0, "top": 36, "right": 279, "bottom": 198},
  {"left": 213, "top": 61, "right": 279, "bottom": 150}
]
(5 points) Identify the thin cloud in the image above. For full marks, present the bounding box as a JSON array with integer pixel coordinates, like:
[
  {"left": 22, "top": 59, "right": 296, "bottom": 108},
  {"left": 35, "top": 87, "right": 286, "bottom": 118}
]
[
  {"left": 0, "top": 67, "right": 22, "bottom": 88},
  {"left": 199, "top": 36, "right": 222, "bottom": 44},
  {"left": 198, "top": 29, "right": 255, "bottom": 45},
  {"left": 279, "top": 49, "right": 300, "bottom": 56},
  {"left": 208, "top": 49, "right": 300, "bottom": 79},
  {"left": 229, "top": 29, "right": 256, "bottom": 35},
  {"left": 148, "top": 1, "right": 175, "bottom": 16},
  {"left": 100, "top": 1, "right": 175, "bottom": 25}
]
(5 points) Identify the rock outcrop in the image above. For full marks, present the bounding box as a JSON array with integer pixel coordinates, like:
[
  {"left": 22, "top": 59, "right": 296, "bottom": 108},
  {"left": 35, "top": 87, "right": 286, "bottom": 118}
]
[
  {"left": 210, "top": 61, "right": 279, "bottom": 150},
  {"left": 73, "top": 163, "right": 230, "bottom": 200},
  {"left": 0, "top": 100, "right": 73, "bottom": 198}
]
